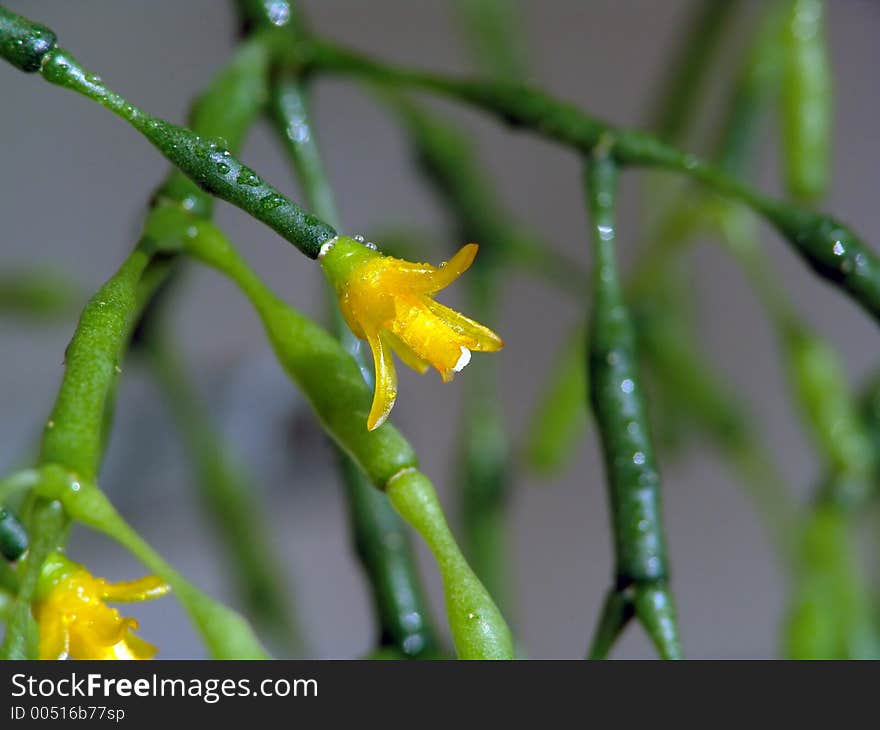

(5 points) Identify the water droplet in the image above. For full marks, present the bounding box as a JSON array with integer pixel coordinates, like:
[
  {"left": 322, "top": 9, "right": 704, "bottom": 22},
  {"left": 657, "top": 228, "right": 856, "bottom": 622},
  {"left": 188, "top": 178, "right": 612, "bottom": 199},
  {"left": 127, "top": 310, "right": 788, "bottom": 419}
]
[
  {"left": 832, "top": 240, "right": 845, "bottom": 256},
  {"left": 637, "top": 519, "right": 649, "bottom": 532},
  {"left": 260, "top": 194, "right": 285, "bottom": 210},
  {"left": 286, "top": 121, "right": 309, "bottom": 143},
  {"left": 632, "top": 451, "right": 646, "bottom": 465},
  {"left": 236, "top": 169, "right": 260, "bottom": 186},
  {"left": 402, "top": 635, "right": 425, "bottom": 655},
  {"left": 215, "top": 162, "right": 231, "bottom": 175},
  {"left": 353, "top": 235, "right": 365, "bottom": 243},
  {"left": 47, "top": 420, "right": 55, "bottom": 429},
  {"left": 85, "top": 72, "right": 102, "bottom": 85},
  {"left": 267, "top": 0, "right": 291, "bottom": 25},
  {"left": 620, "top": 378, "right": 634, "bottom": 394},
  {"left": 70, "top": 481, "right": 81, "bottom": 493},
  {"left": 365, "top": 241, "right": 378, "bottom": 250}
]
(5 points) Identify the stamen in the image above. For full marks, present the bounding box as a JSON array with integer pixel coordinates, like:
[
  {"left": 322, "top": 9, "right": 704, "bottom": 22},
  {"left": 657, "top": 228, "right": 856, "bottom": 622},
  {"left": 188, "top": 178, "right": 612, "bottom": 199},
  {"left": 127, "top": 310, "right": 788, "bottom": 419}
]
[{"left": 453, "top": 346, "right": 471, "bottom": 372}]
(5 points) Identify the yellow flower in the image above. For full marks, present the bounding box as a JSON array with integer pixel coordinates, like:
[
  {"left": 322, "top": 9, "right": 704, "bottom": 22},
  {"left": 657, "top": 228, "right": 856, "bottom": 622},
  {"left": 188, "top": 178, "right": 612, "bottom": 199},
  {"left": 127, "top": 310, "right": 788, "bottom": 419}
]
[
  {"left": 321, "top": 237, "right": 503, "bottom": 430},
  {"left": 33, "top": 552, "right": 169, "bottom": 660}
]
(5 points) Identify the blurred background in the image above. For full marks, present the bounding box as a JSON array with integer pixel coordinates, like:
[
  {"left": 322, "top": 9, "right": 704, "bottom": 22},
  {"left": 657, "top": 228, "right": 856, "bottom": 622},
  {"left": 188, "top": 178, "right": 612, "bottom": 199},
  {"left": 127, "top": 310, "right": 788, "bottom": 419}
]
[{"left": 1, "top": 0, "right": 878, "bottom": 658}]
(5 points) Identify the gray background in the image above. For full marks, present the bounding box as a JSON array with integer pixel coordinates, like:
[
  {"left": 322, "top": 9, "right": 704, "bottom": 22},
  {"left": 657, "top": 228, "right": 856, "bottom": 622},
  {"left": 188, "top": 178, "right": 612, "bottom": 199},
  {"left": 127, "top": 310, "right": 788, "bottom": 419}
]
[{"left": 1, "top": 0, "right": 878, "bottom": 659}]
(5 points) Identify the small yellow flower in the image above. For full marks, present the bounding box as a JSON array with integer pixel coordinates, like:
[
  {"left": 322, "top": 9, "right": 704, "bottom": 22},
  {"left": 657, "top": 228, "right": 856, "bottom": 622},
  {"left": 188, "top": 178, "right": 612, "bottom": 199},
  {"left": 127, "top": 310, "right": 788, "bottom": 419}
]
[
  {"left": 33, "top": 552, "right": 169, "bottom": 660},
  {"left": 321, "top": 237, "right": 503, "bottom": 430}
]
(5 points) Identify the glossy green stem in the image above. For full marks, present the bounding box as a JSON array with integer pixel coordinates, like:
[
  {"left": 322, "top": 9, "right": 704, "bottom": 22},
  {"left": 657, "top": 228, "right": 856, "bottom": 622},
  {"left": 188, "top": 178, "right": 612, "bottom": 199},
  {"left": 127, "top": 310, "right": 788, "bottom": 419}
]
[
  {"left": 585, "top": 152, "right": 681, "bottom": 659},
  {"left": 268, "top": 51, "right": 440, "bottom": 657},
  {"left": 634, "top": 306, "right": 795, "bottom": 559},
  {"left": 587, "top": 588, "right": 633, "bottom": 660},
  {"left": 0, "top": 510, "right": 27, "bottom": 561},
  {"left": 386, "top": 469, "right": 514, "bottom": 659},
  {"left": 0, "top": 6, "right": 333, "bottom": 257},
  {"left": 302, "top": 38, "right": 880, "bottom": 326},
  {"left": 38, "top": 248, "right": 165, "bottom": 480},
  {"left": 337, "top": 455, "right": 440, "bottom": 657}
]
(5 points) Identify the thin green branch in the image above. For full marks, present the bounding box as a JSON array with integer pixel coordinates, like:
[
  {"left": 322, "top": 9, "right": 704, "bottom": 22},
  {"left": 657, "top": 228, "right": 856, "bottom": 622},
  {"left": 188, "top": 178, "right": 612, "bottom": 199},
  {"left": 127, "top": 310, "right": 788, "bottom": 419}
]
[
  {"left": 300, "top": 37, "right": 880, "bottom": 326},
  {"left": 3, "top": 6, "right": 875, "bottom": 323},
  {"left": 584, "top": 150, "right": 681, "bottom": 659}
]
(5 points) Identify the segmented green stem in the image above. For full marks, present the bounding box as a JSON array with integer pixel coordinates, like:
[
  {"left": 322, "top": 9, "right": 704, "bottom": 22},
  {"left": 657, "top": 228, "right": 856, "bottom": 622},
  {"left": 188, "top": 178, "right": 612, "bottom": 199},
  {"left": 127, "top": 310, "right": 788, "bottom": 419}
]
[{"left": 585, "top": 151, "right": 681, "bottom": 659}]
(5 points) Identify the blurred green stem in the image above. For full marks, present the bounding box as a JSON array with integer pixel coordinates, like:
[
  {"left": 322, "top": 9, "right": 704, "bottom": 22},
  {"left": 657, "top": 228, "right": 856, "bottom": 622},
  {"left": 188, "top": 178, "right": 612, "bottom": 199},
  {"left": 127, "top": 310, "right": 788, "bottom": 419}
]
[{"left": 143, "top": 334, "right": 303, "bottom": 654}]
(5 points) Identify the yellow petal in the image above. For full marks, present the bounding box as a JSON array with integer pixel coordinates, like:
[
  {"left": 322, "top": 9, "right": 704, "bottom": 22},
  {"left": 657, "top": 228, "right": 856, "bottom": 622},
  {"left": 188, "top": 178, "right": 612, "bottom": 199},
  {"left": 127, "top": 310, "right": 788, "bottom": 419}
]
[
  {"left": 390, "top": 298, "right": 468, "bottom": 376},
  {"left": 113, "top": 632, "right": 158, "bottom": 660},
  {"left": 423, "top": 298, "right": 504, "bottom": 351},
  {"left": 99, "top": 575, "right": 170, "bottom": 603},
  {"left": 383, "top": 331, "right": 431, "bottom": 374},
  {"left": 366, "top": 329, "right": 397, "bottom": 431},
  {"left": 37, "top": 613, "right": 70, "bottom": 660},
  {"left": 424, "top": 244, "right": 479, "bottom": 293}
]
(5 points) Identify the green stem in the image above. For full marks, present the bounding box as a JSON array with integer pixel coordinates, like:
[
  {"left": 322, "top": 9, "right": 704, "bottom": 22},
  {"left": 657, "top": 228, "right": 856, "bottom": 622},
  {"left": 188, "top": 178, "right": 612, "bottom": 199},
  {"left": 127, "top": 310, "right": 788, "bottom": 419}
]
[
  {"left": 3, "top": 6, "right": 875, "bottom": 320},
  {"left": 0, "top": 9, "right": 276, "bottom": 658},
  {"left": 585, "top": 149, "right": 681, "bottom": 659},
  {"left": 268, "top": 46, "right": 440, "bottom": 657},
  {"left": 301, "top": 38, "right": 880, "bottom": 326},
  {"left": 0, "top": 6, "right": 333, "bottom": 258},
  {"left": 587, "top": 588, "right": 633, "bottom": 660}
]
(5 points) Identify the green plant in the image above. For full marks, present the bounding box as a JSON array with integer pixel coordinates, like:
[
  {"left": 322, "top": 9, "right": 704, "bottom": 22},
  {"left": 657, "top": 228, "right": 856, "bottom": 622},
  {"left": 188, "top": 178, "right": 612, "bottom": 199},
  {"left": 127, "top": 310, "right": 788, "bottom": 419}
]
[{"left": 0, "top": 0, "right": 875, "bottom": 660}]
